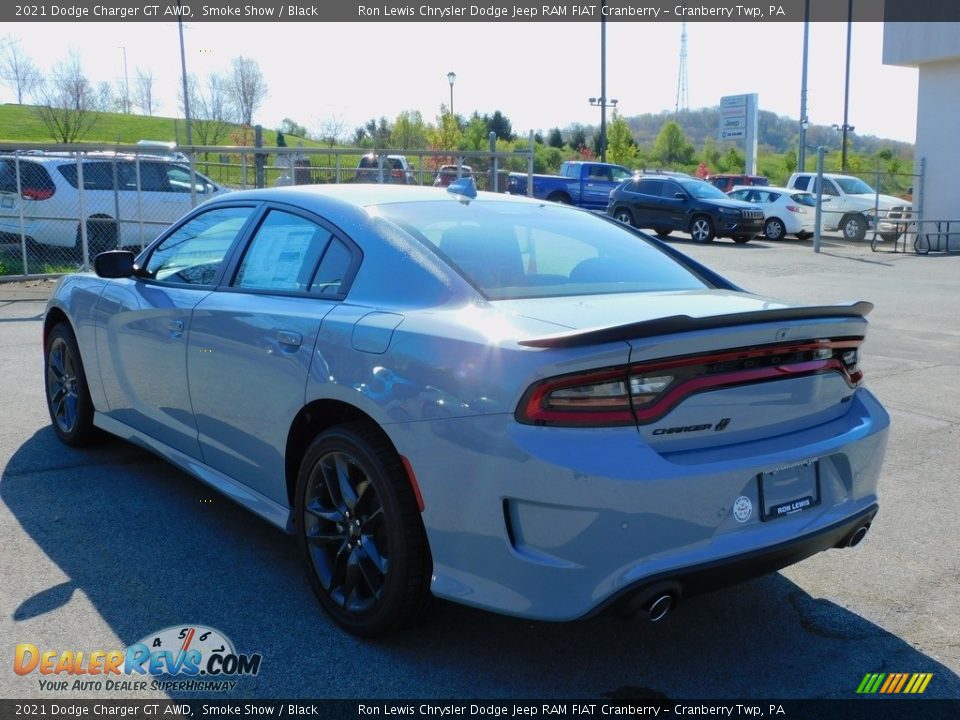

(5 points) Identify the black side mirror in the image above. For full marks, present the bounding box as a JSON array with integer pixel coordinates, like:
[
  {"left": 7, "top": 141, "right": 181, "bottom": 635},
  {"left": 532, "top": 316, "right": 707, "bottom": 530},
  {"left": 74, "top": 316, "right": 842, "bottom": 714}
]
[
  {"left": 94, "top": 250, "right": 137, "bottom": 279},
  {"left": 675, "top": 192, "right": 687, "bottom": 200}
]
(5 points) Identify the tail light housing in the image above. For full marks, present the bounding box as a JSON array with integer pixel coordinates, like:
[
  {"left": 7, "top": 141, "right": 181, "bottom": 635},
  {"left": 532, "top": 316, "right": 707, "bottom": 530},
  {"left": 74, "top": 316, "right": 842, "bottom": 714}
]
[
  {"left": 22, "top": 186, "right": 55, "bottom": 201},
  {"left": 516, "top": 338, "right": 864, "bottom": 427}
]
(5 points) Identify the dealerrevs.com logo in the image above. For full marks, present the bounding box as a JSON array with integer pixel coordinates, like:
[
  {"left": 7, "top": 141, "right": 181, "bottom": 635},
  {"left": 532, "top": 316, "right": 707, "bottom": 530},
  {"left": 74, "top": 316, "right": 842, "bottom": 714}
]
[{"left": 14, "top": 625, "right": 262, "bottom": 693}]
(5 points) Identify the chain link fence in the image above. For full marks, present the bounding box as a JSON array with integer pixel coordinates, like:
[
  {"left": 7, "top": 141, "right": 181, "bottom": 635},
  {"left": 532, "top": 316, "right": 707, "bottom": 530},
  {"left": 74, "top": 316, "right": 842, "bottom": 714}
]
[{"left": 0, "top": 142, "right": 534, "bottom": 279}]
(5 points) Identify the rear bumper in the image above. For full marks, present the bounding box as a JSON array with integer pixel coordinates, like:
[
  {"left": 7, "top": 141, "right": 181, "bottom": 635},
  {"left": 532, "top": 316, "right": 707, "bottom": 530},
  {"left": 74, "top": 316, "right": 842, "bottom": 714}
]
[
  {"left": 389, "top": 387, "right": 890, "bottom": 621},
  {"left": 587, "top": 503, "right": 878, "bottom": 619}
]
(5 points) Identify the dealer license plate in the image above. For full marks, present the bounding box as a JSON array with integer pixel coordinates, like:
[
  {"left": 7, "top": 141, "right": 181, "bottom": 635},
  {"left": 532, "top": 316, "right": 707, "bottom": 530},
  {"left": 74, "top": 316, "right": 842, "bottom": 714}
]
[{"left": 759, "top": 460, "right": 820, "bottom": 521}]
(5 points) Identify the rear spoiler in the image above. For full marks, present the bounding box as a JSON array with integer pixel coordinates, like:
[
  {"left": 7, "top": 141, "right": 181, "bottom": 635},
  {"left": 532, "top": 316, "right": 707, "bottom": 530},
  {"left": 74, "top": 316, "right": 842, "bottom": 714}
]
[{"left": 518, "top": 301, "right": 874, "bottom": 349}]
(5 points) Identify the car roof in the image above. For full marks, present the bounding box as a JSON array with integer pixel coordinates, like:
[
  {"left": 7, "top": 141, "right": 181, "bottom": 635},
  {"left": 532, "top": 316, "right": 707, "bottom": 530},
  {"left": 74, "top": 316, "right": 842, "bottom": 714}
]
[
  {"left": 730, "top": 185, "right": 809, "bottom": 194},
  {"left": 215, "top": 182, "right": 543, "bottom": 209}
]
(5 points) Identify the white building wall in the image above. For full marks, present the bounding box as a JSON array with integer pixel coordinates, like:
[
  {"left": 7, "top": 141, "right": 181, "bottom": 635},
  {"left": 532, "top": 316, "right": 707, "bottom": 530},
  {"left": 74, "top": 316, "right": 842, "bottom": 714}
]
[
  {"left": 914, "top": 61, "right": 960, "bottom": 220},
  {"left": 884, "top": 23, "right": 960, "bottom": 221}
]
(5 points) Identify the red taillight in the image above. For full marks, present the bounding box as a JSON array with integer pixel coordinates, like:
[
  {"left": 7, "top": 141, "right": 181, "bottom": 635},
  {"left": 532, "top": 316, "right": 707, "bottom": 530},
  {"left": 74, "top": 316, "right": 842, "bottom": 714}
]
[
  {"left": 22, "top": 187, "right": 54, "bottom": 201},
  {"left": 785, "top": 205, "right": 806, "bottom": 214},
  {"left": 516, "top": 339, "right": 864, "bottom": 427}
]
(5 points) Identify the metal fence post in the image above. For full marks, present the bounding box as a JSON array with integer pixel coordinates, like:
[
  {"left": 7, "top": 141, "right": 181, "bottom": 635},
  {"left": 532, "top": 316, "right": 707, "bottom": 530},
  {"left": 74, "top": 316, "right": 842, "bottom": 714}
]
[
  {"left": 76, "top": 153, "right": 90, "bottom": 271},
  {"left": 335, "top": 154, "right": 341, "bottom": 184},
  {"left": 813, "top": 146, "right": 825, "bottom": 254},
  {"left": 14, "top": 151, "right": 28, "bottom": 276},
  {"left": 254, "top": 125, "right": 265, "bottom": 189},
  {"left": 135, "top": 154, "right": 145, "bottom": 249},
  {"left": 527, "top": 131, "right": 535, "bottom": 197},
  {"left": 489, "top": 132, "right": 498, "bottom": 193}
]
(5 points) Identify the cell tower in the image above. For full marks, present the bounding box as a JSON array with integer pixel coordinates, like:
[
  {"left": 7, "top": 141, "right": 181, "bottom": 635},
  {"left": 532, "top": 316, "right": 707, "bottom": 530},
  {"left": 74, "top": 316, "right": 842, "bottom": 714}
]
[{"left": 675, "top": 22, "right": 689, "bottom": 118}]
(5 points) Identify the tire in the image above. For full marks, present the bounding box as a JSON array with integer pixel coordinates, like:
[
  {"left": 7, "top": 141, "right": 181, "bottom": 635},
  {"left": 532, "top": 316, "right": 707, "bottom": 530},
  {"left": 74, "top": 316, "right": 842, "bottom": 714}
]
[
  {"left": 796, "top": 232, "right": 812, "bottom": 241},
  {"left": 44, "top": 322, "right": 97, "bottom": 447},
  {"left": 764, "top": 217, "right": 786, "bottom": 241},
  {"left": 689, "top": 215, "right": 715, "bottom": 244},
  {"left": 76, "top": 216, "right": 118, "bottom": 260},
  {"left": 841, "top": 214, "right": 867, "bottom": 242},
  {"left": 613, "top": 207, "right": 635, "bottom": 227},
  {"left": 546, "top": 192, "right": 571, "bottom": 205},
  {"left": 654, "top": 228, "right": 672, "bottom": 237},
  {"left": 295, "top": 423, "right": 432, "bottom": 637},
  {"left": 880, "top": 231, "right": 901, "bottom": 243},
  {"left": 732, "top": 236, "right": 752, "bottom": 244}
]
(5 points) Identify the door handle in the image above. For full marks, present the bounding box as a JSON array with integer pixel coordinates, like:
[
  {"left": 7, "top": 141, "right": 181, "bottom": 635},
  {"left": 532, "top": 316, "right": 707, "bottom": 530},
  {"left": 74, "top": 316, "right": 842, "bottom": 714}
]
[
  {"left": 168, "top": 319, "right": 184, "bottom": 338},
  {"left": 277, "top": 330, "right": 302, "bottom": 349}
]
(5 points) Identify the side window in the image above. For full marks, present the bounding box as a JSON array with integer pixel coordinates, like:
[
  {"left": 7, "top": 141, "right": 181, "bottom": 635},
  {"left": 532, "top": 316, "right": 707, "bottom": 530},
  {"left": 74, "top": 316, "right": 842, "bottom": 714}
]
[
  {"left": 310, "top": 237, "right": 353, "bottom": 296},
  {"left": 145, "top": 206, "right": 254, "bottom": 286},
  {"left": 822, "top": 180, "right": 840, "bottom": 196},
  {"left": 728, "top": 190, "right": 747, "bottom": 201},
  {"left": 76, "top": 162, "right": 116, "bottom": 190},
  {"left": 636, "top": 180, "right": 662, "bottom": 196},
  {"left": 793, "top": 176, "right": 810, "bottom": 191},
  {"left": 234, "top": 210, "right": 332, "bottom": 293},
  {"left": 167, "top": 165, "right": 205, "bottom": 194},
  {"left": 589, "top": 166, "right": 612, "bottom": 181},
  {"left": 660, "top": 182, "right": 682, "bottom": 198},
  {"left": 136, "top": 162, "right": 171, "bottom": 192}
]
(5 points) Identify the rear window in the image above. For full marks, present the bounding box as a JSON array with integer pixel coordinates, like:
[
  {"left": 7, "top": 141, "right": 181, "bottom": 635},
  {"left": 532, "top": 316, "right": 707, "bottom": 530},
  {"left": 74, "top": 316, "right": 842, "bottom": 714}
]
[
  {"left": 0, "top": 160, "right": 55, "bottom": 194},
  {"left": 375, "top": 200, "right": 709, "bottom": 300},
  {"left": 791, "top": 193, "right": 817, "bottom": 207}
]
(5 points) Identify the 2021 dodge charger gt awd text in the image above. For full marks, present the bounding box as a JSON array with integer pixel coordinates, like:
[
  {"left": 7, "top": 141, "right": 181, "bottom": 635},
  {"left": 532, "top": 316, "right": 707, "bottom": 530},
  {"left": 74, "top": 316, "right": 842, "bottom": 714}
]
[{"left": 44, "top": 180, "right": 889, "bottom": 636}]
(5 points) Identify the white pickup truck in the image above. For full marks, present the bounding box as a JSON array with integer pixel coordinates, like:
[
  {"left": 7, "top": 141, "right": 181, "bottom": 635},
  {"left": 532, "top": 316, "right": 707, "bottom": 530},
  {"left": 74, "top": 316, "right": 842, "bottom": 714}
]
[{"left": 786, "top": 172, "right": 909, "bottom": 242}]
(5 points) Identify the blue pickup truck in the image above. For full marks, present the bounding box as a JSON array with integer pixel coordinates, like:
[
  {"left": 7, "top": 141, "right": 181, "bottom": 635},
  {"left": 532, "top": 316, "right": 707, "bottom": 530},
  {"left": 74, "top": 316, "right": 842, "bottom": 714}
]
[{"left": 507, "top": 161, "right": 634, "bottom": 210}]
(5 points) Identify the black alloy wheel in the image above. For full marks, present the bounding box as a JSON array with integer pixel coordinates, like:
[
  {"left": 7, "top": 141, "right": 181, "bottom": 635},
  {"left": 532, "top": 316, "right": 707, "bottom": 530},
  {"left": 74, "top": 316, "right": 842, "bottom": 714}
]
[{"left": 296, "top": 424, "right": 432, "bottom": 636}]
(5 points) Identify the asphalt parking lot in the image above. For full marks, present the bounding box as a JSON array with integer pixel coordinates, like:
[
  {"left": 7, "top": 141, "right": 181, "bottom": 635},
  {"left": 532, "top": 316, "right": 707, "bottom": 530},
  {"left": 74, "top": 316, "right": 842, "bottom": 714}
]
[{"left": 1, "top": 233, "right": 958, "bottom": 701}]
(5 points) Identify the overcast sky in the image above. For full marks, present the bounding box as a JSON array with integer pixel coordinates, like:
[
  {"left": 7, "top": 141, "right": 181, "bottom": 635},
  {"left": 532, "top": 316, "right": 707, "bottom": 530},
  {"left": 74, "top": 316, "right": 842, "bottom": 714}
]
[{"left": 4, "top": 20, "right": 919, "bottom": 144}]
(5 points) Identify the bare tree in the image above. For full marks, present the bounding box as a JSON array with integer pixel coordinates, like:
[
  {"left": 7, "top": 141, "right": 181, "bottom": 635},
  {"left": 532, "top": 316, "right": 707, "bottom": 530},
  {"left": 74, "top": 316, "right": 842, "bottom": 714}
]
[
  {"left": 0, "top": 37, "right": 42, "bottom": 104},
  {"left": 34, "top": 52, "right": 98, "bottom": 142},
  {"left": 132, "top": 68, "right": 159, "bottom": 116},
  {"left": 179, "top": 72, "right": 236, "bottom": 156},
  {"left": 227, "top": 56, "right": 267, "bottom": 126},
  {"left": 318, "top": 113, "right": 347, "bottom": 148},
  {"left": 94, "top": 80, "right": 119, "bottom": 112}
]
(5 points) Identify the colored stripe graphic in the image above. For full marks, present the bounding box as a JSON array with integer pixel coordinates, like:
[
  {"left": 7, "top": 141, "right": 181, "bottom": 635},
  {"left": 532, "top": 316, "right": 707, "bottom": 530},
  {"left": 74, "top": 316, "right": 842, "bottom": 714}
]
[{"left": 857, "top": 672, "right": 932, "bottom": 694}]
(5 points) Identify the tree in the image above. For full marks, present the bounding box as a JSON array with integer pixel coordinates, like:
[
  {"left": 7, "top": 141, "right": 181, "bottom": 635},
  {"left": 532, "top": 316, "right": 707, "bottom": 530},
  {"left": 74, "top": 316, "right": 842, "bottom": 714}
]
[
  {"left": 605, "top": 112, "right": 639, "bottom": 167},
  {"left": 652, "top": 121, "right": 695, "bottom": 166},
  {"left": 182, "top": 73, "right": 234, "bottom": 147},
  {"left": 281, "top": 117, "right": 309, "bottom": 138},
  {"left": 363, "top": 117, "right": 391, "bottom": 147},
  {"left": 34, "top": 52, "right": 98, "bottom": 143},
  {"left": 426, "top": 105, "right": 463, "bottom": 163},
  {"left": 0, "top": 37, "right": 41, "bottom": 104},
  {"left": 783, "top": 149, "right": 797, "bottom": 175},
  {"left": 391, "top": 110, "right": 428, "bottom": 150},
  {"left": 568, "top": 125, "right": 587, "bottom": 152},
  {"left": 318, "top": 113, "right": 347, "bottom": 147},
  {"left": 352, "top": 126, "right": 368, "bottom": 146},
  {"left": 462, "top": 114, "right": 488, "bottom": 151},
  {"left": 227, "top": 56, "right": 267, "bottom": 126},
  {"left": 132, "top": 68, "right": 159, "bottom": 116},
  {"left": 485, "top": 110, "right": 514, "bottom": 141},
  {"left": 276, "top": 130, "right": 286, "bottom": 148},
  {"left": 547, "top": 127, "right": 564, "bottom": 149},
  {"left": 94, "top": 81, "right": 118, "bottom": 112}
]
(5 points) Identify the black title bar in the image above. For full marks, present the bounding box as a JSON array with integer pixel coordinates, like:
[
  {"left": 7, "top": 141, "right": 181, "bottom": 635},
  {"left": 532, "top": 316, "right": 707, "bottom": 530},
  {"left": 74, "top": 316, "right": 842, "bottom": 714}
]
[{"left": 6, "top": 1, "right": 960, "bottom": 23}]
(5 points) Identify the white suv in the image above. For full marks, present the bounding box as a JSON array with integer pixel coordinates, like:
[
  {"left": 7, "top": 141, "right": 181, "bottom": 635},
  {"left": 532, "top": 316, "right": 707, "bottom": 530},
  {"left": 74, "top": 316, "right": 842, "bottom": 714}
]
[
  {"left": 0, "top": 153, "right": 226, "bottom": 253},
  {"left": 786, "top": 172, "right": 909, "bottom": 242}
]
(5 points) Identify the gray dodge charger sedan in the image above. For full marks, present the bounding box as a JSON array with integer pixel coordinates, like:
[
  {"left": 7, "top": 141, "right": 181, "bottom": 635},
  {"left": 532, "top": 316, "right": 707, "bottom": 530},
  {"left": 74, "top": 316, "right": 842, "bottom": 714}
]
[{"left": 43, "top": 181, "right": 889, "bottom": 636}]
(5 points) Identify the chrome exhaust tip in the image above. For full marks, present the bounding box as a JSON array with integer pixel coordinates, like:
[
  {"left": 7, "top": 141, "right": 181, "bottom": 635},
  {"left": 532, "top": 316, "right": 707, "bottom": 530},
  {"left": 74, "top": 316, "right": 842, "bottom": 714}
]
[
  {"left": 645, "top": 594, "right": 674, "bottom": 623},
  {"left": 848, "top": 523, "right": 870, "bottom": 548}
]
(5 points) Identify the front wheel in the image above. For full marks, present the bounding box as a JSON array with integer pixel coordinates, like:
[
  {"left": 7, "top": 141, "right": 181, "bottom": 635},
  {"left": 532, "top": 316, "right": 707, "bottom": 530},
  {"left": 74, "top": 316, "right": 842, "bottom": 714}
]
[
  {"left": 841, "top": 214, "right": 867, "bottom": 242},
  {"left": 689, "top": 215, "right": 715, "bottom": 244},
  {"left": 295, "top": 424, "right": 432, "bottom": 637},
  {"left": 45, "top": 322, "right": 97, "bottom": 447}
]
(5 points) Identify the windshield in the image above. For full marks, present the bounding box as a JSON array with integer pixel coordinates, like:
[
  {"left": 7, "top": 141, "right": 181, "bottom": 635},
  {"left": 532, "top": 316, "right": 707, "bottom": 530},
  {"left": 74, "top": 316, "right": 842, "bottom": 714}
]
[
  {"left": 374, "top": 200, "right": 710, "bottom": 300},
  {"left": 678, "top": 178, "right": 729, "bottom": 200},
  {"left": 834, "top": 177, "right": 875, "bottom": 195}
]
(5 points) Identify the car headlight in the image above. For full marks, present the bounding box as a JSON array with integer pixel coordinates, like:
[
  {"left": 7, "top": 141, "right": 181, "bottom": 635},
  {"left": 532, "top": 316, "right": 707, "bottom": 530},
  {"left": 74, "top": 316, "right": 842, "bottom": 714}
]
[{"left": 719, "top": 208, "right": 741, "bottom": 217}]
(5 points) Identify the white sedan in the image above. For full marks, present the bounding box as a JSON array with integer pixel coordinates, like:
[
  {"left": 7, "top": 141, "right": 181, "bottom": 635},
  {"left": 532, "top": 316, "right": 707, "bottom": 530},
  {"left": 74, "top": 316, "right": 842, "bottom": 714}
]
[{"left": 728, "top": 185, "right": 817, "bottom": 240}]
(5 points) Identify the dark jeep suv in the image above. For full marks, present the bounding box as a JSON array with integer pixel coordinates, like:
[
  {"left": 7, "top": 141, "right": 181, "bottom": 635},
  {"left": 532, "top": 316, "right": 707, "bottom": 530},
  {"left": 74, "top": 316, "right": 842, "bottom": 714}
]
[{"left": 607, "top": 175, "right": 764, "bottom": 243}]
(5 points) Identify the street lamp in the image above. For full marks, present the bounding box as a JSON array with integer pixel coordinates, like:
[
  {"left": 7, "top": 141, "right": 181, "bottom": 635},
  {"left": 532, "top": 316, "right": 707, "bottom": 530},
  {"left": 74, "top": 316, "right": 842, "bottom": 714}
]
[
  {"left": 447, "top": 71, "right": 456, "bottom": 120},
  {"left": 589, "top": 97, "right": 618, "bottom": 161},
  {"left": 832, "top": 123, "right": 855, "bottom": 170}
]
